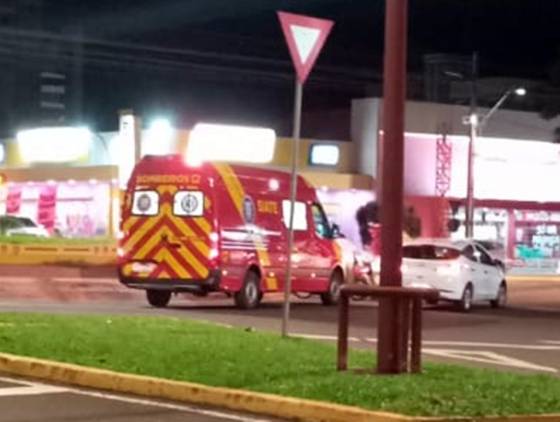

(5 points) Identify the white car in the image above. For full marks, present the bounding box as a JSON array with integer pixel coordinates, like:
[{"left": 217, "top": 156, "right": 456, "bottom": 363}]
[
  {"left": 0, "top": 216, "right": 50, "bottom": 238},
  {"left": 402, "top": 239, "right": 507, "bottom": 312}
]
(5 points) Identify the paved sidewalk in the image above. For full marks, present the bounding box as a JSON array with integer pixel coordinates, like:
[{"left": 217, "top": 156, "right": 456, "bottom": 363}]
[{"left": 0, "top": 264, "right": 138, "bottom": 302}]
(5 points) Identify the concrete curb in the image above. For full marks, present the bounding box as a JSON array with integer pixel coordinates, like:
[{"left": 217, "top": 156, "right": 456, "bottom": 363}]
[
  {"left": 0, "top": 243, "right": 116, "bottom": 266},
  {"left": 1, "top": 352, "right": 560, "bottom": 422},
  {"left": 0, "top": 353, "right": 410, "bottom": 422}
]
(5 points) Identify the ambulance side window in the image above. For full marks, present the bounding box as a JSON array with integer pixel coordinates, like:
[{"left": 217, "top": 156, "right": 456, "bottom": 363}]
[
  {"left": 311, "top": 203, "right": 331, "bottom": 239},
  {"left": 282, "top": 200, "right": 307, "bottom": 231}
]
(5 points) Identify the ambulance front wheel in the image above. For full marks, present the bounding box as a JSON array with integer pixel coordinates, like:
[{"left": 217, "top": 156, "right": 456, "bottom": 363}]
[
  {"left": 321, "top": 269, "right": 343, "bottom": 306},
  {"left": 234, "top": 270, "right": 262, "bottom": 310},
  {"left": 146, "top": 289, "right": 171, "bottom": 308}
]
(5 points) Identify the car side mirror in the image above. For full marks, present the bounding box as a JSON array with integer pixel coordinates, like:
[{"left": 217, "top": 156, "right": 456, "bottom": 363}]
[{"left": 493, "top": 258, "right": 505, "bottom": 269}]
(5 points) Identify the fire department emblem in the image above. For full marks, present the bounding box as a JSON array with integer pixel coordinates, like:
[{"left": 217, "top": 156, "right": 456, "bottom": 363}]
[
  {"left": 243, "top": 196, "right": 256, "bottom": 224},
  {"left": 181, "top": 194, "right": 199, "bottom": 214},
  {"left": 137, "top": 194, "right": 152, "bottom": 212}
]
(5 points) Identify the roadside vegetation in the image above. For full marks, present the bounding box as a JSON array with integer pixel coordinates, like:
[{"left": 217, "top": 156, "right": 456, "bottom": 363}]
[{"left": 0, "top": 235, "right": 114, "bottom": 245}]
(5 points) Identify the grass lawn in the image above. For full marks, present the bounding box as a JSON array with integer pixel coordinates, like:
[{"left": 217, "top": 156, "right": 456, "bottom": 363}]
[{"left": 1, "top": 312, "right": 559, "bottom": 417}]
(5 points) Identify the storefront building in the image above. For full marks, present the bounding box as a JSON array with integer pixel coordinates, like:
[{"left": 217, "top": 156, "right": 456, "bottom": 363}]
[
  {"left": 352, "top": 98, "right": 560, "bottom": 270},
  {"left": 4, "top": 100, "right": 560, "bottom": 272},
  {"left": 0, "top": 119, "right": 373, "bottom": 245}
]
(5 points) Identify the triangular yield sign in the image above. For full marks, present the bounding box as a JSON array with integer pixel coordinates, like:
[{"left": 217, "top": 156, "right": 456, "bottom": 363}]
[{"left": 277, "top": 11, "right": 334, "bottom": 84}]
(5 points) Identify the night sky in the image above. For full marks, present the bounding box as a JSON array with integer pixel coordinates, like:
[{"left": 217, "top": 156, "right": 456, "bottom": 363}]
[
  {"left": 40, "top": 0, "right": 560, "bottom": 77},
  {"left": 5, "top": 0, "right": 560, "bottom": 136}
]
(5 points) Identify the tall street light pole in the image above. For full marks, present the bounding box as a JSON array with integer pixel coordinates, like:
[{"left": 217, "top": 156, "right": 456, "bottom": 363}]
[
  {"left": 479, "top": 87, "right": 527, "bottom": 132},
  {"left": 464, "top": 82, "right": 526, "bottom": 238},
  {"left": 465, "top": 53, "right": 478, "bottom": 239}
]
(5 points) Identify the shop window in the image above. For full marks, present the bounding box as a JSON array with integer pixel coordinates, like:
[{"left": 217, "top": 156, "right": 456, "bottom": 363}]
[{"left": 309, "top": 144, "right": 340, "bottom": 166}]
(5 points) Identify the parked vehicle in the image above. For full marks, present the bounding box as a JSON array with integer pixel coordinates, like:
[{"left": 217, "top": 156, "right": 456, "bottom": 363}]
[
  {"left": 118, "top": 155, "right": 348, "bottom": 309},
  {"left": 402, "top": 238, "right": 507, "bottom": 312},
  {"left": 0, "top": 215, "right": 50, "bottom": 238}
]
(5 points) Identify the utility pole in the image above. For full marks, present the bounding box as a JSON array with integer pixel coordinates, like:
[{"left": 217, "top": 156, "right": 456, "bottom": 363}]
[
  {"left": 377, "top": 0, "right": 408, "bottom": 374},
  {"left": 465, "top": 52, "right": 478, "bottom": 238}
]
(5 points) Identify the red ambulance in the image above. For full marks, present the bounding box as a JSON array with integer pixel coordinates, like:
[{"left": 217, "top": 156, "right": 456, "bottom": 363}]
[{"left": 118, "top": 155, "right": 347, "bottom": 309}]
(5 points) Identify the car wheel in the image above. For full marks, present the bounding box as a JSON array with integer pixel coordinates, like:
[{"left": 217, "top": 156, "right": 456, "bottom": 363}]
[
  {"left": 321, "top": 270, "right": 343, "bottom": 306},
  {"left": 490, "top": 282, "right": 507, "bottom": 308},
  {"left": 234, "top": 270, "right": 261, "bottom": 309},
  {"left": 457, "top": 284, "right": 473, "bottom": 312},
  {"left": 146, "top": 290, "right": 171, "bottom": 308}
]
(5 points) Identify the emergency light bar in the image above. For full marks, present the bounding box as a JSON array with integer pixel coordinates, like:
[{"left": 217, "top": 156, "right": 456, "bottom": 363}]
[{"left": 186, "top": 123, "right": 276, "bottom": 166}]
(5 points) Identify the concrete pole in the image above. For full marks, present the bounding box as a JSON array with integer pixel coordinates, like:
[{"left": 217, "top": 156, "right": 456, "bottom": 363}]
[
  {"left": 377, "top": 0, "right": 409, "bottom": 374},
  {"left": 465, "top": 52, "right": 478, "bottom": 238}
]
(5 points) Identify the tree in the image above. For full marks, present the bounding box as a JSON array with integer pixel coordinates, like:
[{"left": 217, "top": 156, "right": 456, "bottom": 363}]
[
  {"left": 536, "top": 52, "right": 560, "bottom": 142},
  {"left": 355, "top": 201, "right": 421, "bottom": 247}
]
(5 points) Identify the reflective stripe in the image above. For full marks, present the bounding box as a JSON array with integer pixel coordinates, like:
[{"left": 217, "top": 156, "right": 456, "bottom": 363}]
[
  {"left": 214, "top": 164, "right": 272, "bottom": 269},
  {"left": 121, "top": 185, "right": 212, "bottom": 280}
]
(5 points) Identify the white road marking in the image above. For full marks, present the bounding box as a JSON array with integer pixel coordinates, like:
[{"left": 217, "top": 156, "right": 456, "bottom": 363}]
[
  {"left": 0, "top": 376, "right": 55, "bottom": 387},
  {"left": 423, "top": 349, "right": 558, "bottom": 374},
  {"left": 292, "top": 333, "right": 361, "bottom": 342},
  {"left": 541, "top": 340, "right": 560, "bottom": 345},
  {"left": 292, "top": 334, "right": 560, "bottom": 373},
  {"left": 0, "top": 385, "right": 69, "bottom": 396},
  {"left": 69, "top": 389, "right": 274, "bottom": 422},
  {"left": 292, "top": 334, "right": 560, "bottom": 351},
  {"left": 381, "top": 339, "right": 560, "bottom": 351},
  {"left": 0, "top": 376, "right": 273, "bottom": 422}
]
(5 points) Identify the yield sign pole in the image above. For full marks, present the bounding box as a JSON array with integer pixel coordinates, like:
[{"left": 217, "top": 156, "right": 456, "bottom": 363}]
[
  {"left": 377, "top": 0, "right": 409, "bottom": 373},
  {"left": 277, "top": 11, "right": 334, "bottom": 337}
]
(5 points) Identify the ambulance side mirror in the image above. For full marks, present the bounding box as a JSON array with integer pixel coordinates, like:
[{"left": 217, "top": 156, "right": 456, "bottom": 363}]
[{"left": 331, "top": 223, "right": 343, "bottom": 239}]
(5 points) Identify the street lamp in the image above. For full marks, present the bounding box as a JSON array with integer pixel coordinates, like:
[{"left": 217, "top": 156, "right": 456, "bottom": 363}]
[
  {"left": 464, "top": 86, "right": 527, "bottom": 238},
  {"left": 477, "top": 87, "right": 526, "bottom": 133}
]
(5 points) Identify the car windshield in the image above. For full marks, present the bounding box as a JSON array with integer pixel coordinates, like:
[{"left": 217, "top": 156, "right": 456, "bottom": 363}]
[
  {"left": 403, "top": 245, "right": 461, "bottom": 260},
  {"left": 18, "top": 218, "right": 36, "bottom": 228}
]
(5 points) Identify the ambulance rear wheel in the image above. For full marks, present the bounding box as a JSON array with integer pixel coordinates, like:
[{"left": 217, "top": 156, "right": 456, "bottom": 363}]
[
  {"left": 235, "top": 271, "right": 261, "bottom": 310},
  {"left": 321, "top": 270, "right": 342, "bottom": 306},
  {"left": 146, "top": 290, "right": 171, "bottom": 308}
]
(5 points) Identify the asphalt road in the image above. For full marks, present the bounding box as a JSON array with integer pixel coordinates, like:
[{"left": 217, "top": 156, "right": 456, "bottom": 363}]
[
  {"left": 1, "top": 267, "right": 560, "bottom": 376},
  {"left": 0, "top": 375, "right": 282, "bottom": 422}
]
